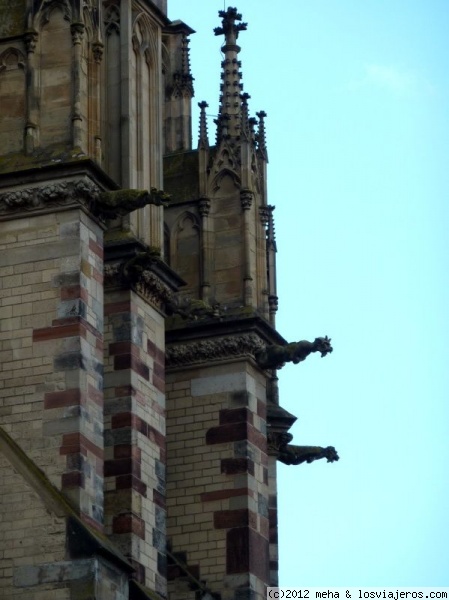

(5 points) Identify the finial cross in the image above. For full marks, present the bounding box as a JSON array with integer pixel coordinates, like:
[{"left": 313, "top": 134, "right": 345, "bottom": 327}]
[{"left": 214, "top": 7, "right": 247, "bottom": 46}]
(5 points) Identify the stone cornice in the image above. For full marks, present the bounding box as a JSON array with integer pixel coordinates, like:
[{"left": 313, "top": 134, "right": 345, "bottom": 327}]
[
  {"left": 0, "top": 177, "right": 101, "bottom": 217},
  {"left": 166, "top": 313, "right": 286, "bottom": 368},
  {"left": 166, "top": 332, "right": 265, "bottom": 368},
  {"left": 0, "top": 159, "right": 118, "bottom": 222}
]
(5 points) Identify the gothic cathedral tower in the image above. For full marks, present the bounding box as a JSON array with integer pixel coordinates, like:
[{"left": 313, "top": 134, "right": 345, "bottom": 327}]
[{"left": 0, "top": 3, "right": 336, "bottom": 599}]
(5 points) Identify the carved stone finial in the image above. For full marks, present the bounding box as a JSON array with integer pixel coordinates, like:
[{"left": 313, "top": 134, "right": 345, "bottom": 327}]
[
  {"left": 214, "top": 7, "right": 247, "bottom": 46},
  {"left": 198, "top": 101, "right": 209, "bottom": 150},
  {"left": 171, "top": 35, "right": 194, "bottom": 99},
  {"left": 255, "top": 336, "right": 333, "bottom": 370}
]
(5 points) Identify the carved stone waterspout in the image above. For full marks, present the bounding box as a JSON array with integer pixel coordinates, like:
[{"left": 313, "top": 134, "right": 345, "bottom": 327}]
[
  {"left": 255, "top": 336, "right": 333, "bottom": 370},
  {"left": 95, "top": 188, "right": 170, "bottom": 219},
  {"left": 279, "top": 444, "right": 339, "bottom": 466},
  {"left": 268, "top": 432, "right": 339, "bottom": 466}
]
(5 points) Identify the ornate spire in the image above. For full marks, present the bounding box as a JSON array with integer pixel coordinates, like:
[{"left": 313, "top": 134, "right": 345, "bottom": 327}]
[
  {"left": 198, "top": 101, "right": 209, "bottom": 150},
  {"left": 172, "top": 34, "right": 194, "bottom": 98},
  {"left": 214, "top": 7, "right": 247, "bottom": 142},
  {"left": 256, "top": 110, "right": 268, "bottom": 161}
]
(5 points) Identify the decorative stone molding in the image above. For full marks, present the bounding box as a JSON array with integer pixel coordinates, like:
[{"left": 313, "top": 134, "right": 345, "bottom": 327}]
[
  {"left": 240, "top": 188, "right": 253, "bottom": 210},
  {"left": 0, "top": 179, "right": 100, "bottom": 215},
  {"left": 38, "top": 0, "right": 72, "bottom": 26},
  {"left": 259, "top": 206, "right": 269, "bottom": 227},
  {"left": 103, "top": 263, "right": 121, "bottom": 286},
  {"left": 268, "top": 294, "right": 278, "bottom": 315},
  {"left": 71, "top": 22, "right": 85, "bottom": 45},
  {"left": 0, "top": 47, "right": 26, "bottom": 71},
  {"left": 24, "top": 30, "right": 39, "bottom": 54},
  {"left": 104, "top": 4, "right": 120, "bottom": 35},
  {"left": 92, "top": 41, "right": 104, "bottom": 64},
  {"left": 105, "top": 251, "right": 175, "bottom": 311},
  {"left": 134, "top": 270, "right": 174, "bottom": 309},
  {"left": 166, "top": 333, "right": 265, "bottom": 367},
  {"left": 0, "top": 183, "right": 169, "bottom": 221},
  {"left": 198, "top": 196, "right": 211, "bottom": 217}
]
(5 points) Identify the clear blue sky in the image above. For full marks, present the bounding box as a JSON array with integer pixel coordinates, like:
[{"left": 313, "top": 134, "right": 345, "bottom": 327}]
[{"left": 168, "top": 0, "right": 449, "bottom": 587}]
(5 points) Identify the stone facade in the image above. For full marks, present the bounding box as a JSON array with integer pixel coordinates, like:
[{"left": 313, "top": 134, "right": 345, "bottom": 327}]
[{"left": 0, "top": 3, "right": 335, "bottom": 600}]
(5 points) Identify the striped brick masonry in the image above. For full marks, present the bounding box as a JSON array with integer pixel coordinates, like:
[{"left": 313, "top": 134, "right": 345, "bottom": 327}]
[
  {"left": 103, "top": 241, "right": 183, "bottom": 596},
  {"left": 165, "top": 360, "right": 271, "bottom": 600},
  {"left": 0, "top": 175, "right": 106, "bottom": 530}
]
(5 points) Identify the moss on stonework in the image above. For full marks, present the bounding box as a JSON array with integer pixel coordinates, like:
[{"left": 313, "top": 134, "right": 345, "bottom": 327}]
[
  {"left": 0, "top": 145, "right": 89, "bottom": 175},
  {"left": 104, "top": 229, "right": 137, "bottom": 243},
  {"left": 100, "top": 189, "right": 145, "bottom": 205},
  {"left": 0, "top": 0, "right": 26, "bottom": 37},
  {"left": 165, "top": 303, "right": 258, "bottom": 331},
  {"left": 147, "top": 246, "right": 162, "bottom": 256},
  {"left": 234, "top": 305, "right": 256, "bottom": 316}
]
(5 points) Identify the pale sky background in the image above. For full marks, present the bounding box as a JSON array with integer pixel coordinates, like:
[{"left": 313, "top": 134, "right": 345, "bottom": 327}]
[{"left": 168, "top": 0, "right": 449, "bottom": 587}]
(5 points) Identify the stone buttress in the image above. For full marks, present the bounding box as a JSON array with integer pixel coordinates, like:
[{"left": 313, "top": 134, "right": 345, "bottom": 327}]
[
  {"left": 163, "top": 9, "right": 290, "bottom": 600},
  {"left": 0, "top": 1, "right": 182, "bottom": 598}
]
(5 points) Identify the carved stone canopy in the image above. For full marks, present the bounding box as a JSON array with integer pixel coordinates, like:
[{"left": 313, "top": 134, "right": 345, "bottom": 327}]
[{"left": 104, "top": 240, "right": 185, "bottom": 312}]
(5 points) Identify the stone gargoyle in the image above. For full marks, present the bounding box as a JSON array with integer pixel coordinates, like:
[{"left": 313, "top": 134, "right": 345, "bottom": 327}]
[
  {"left": 95, "top": 188, "right": 170, "bottom": 219},
  {"left": 255, "top": 336, "right": 332, "bottom": 370},
  {"left": 278, "top": 444, "right": 339, "bottom": 466}
]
